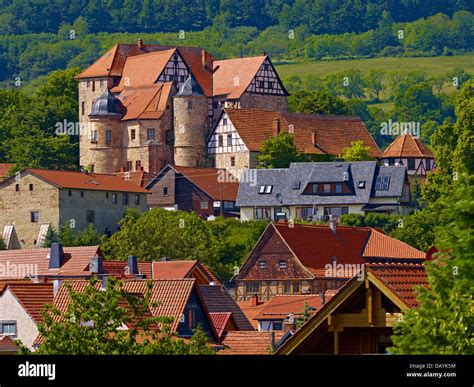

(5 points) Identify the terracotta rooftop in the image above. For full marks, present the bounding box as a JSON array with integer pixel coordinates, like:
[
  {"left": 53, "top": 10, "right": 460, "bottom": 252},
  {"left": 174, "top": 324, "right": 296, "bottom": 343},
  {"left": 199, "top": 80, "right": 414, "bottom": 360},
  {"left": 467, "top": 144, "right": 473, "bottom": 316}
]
[
  {"left": 0, "top": 334, "right": 19, "bottom": 352},
  {"left": 12, "top": 169, "right": 150, "bottom": 193},
  {"left": 1, "top": 283, "right": 54, "bottom": 323},
  {"left": 383, "top": 135, "right": 434, "bottom": 158},
  {"left": 198, "top": 285, "right": 254, "bottom": 331},
  {"left": 102, "top": 261, "right": 153, "bottom": 278},
  {"left": 367, "top": 263, "right": 428, "bottom": 308},
  {"left": 113, "top": 170, "right": 156, "bottom": 187},
  {"left": 0, "top": 246, "right": 102, "bottom": 279},
  {"left": 209, "top": 312, "right": 234, "bottom": 338},
  {"left": 254, "top": 294, "right": 334, "bottom": 321},
  {"left": 223, "top": 108, "right": 381, "bottom": 157},
  {"left": 236, "top": 299, "right": 267, "bottom": 329},
  {"left": 118, "top": 83, "right": 173, "bottom": 121},
  {"left": 0, "top": 163, "right": 14, "bottom": 179},
  {"left": 219, "top": 331, "right": 285, "bottom": 355}
]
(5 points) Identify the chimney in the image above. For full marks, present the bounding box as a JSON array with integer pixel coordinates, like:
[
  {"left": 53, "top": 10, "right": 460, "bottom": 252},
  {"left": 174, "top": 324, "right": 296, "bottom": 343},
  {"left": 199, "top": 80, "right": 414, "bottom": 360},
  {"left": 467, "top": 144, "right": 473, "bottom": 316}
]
[
  {"left": 329, "top": 215, "right": 337, "bottom": 234},
  {"left": 311, "top": 130, "right": 317, "bottom": 147},
  {"left": 272, "top": 118, "right": 280, "bottom": 136},
  {"left": 283, "top": 313, "right": 296, "bottom": 332},
  {"left": 261, "top": 51, "right": 267, "bottom": 56},
  {"left": 138, "top": 39, "right": 144, "bottom": 49},
  {"left": 250, "top": 294, "right": 259, "bottom": 307},
  {"left": 201, "top": 49, "right": 206, "bottom": 69},
  {"left": 49, "top": 243, "right": 64, "bottom": 269},
  {"left": 127, "top": 255, "right": 139, "bottom": 275},
  {"left": 89, "top": 255, "right": 103, "bottom": 274}
]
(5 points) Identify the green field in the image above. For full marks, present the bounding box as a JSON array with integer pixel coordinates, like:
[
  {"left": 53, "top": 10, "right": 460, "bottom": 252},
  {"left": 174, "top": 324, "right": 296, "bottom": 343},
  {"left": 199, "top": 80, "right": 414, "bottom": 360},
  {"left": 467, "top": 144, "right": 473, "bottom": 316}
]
[{"left": 275, "top": 54, "right": 474, "bottom": 78}]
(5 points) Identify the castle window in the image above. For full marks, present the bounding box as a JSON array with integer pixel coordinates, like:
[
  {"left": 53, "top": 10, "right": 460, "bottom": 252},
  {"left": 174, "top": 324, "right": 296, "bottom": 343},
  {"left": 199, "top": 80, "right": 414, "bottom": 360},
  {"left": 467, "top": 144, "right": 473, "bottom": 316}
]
[
  {"left": 388, "top": 158, "right": 395, "bottom": 166},
  {"left": 147, "top": 129, "right": 155, "bottom": 140},
  {"left": 80, "top": 191, "right": 84, "bottom": 197},
  {"left": 230, "top": 156, "right": 235, "bottom": 167},
  {"left": 218, "top": 135, "right": 223, "bottom": 147},
  {"left": 407, "top": 158, "right": 416, "bottom": 170},
  {"left": 264, "top": 63, "right": 269, "bottom": 70},
  {"left": 112, "top": 194, "right": 117, "bottom": 204},
  {"left": 30, "top": 211, "right": 39, "bottom": 223},
  {"left": 29, "top": 184, "right": 34, "bottom": 191},
  {"left": 227, "top": 134, "right": 232, "bottom": 147},
  {"left": 187, "top": 101, "right": 192, "bottom": 109},
  {"left": 135, "top": 160, "right": 141, "bottom": 170},
  {"left": 123, "top": 193, "right": 129, "bottom": 206},
  {"left": 106, "top": 192, "right": 109, "bottom": 199},
  {"left": 92, "top": 81, "right": 95, "bottom": 92},
  {"left": 135, "top": 195, "right": 140, "bottom": 205},
  {"left": 81, "top": 102, "right": 85, "bottom": 116},
  {"left": 126, "top": 161, "right": 132, "bottom": 171},
  {"left": 86, "top": 80, "right": 90, "bottom": 88},
  {"left": 131, "top": 129, "right": 136, "bottom": 140},
  {"left": 106, "top": 130, "right": 112, "bottom": 144},
  {"left": 90, "top": 130, "right": 98, "bottom": 143},
  {"left": 68, "top": 190, "right": 72, "bottom": 197},
  {"left": 163, "top": 187, "right": 168, "bottom": 196},
  {"left": 15, "top": 184, "right": 19, "bottom": 192},
  {"left": 86, "top": 210, "right": 95, "bottom": 224}
]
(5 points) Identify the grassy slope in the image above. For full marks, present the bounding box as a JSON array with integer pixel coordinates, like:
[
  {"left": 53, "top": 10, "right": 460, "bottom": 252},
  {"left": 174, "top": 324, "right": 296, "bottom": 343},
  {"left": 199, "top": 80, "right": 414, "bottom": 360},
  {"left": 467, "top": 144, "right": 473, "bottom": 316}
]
[{"left": 275, "top": 54, "right": 474, "bottom": 78}]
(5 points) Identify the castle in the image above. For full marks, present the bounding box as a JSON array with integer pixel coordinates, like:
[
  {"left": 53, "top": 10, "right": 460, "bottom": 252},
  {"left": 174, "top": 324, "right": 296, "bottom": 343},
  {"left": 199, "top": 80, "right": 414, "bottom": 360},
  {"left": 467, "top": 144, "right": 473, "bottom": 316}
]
[{"left": 77, "top": 40, "right": 289, "bottom": 174}]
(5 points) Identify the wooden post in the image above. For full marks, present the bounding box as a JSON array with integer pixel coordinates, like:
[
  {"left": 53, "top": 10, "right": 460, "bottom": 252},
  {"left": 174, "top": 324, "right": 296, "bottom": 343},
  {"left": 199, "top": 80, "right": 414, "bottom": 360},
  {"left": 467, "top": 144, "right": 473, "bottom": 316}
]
[
  {"left": 366, "top": 279, "right": 373, "bottom": 325},
  {"left": 334, "top": 331, "right": 339, "bottom": 354}
]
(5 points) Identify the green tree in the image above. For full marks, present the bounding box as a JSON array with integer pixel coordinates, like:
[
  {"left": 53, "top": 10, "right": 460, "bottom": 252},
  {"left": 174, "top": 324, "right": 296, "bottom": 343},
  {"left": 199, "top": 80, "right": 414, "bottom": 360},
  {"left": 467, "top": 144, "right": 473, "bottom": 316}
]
[
  {"left": 296, "top": 302, "right": 312, "bottom": 328},
  {"left": 288, "top": 90, "right": 348, "bottom": 115},
  {"left": 42, "top": 226, "right": 60, "bottom": 248},
  {"left": 341, "top": 140, "right": 373, "bottom": 161},
  {"left": 0, "top": 237, "right": 6, "bottom": 250},
  {"left": 365, "top": 69, "right": 385, "bottom": 101},
  {"left": 73, "top": 224, "right": 102, "bottom": 246},
  {"left": 31, "top": 277, "right": 214, "bottom": 355},
  {"left": 257, "top": 131, "right": 302, "bottom": 169}
]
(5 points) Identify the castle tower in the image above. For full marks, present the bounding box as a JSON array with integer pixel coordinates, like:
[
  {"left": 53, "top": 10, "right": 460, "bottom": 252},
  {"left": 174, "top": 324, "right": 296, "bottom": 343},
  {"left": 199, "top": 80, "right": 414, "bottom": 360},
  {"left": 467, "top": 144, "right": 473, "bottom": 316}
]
[
  {"left": 173, "top": 74, "right": 208, "bottom": 167},
  {"left": 85, "top": 89, "right": 126, "bottom": 173}
]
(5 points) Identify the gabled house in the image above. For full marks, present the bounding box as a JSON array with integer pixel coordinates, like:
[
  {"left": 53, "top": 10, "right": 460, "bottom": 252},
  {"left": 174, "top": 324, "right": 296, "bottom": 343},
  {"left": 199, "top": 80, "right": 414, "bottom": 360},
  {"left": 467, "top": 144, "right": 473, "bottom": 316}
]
[
  {"left": 381, "top": 135, "right": 435, "bottom": 180},
  {"left": 0, "top": 282, "right": 54, "bottom": 349},
  {"left": 237, "top": 161, "right": 412, "bottom": 221},
  {"left": 146, "top": 164, "right": 239, "bottom": 218},
  {"left": 0, "top": 169, "right": 148, "bottom": 249},
  {"left": 276, "top": 263, "right": 428, "bottom": 354},
  {"left": 207, "top": 109, "right": 381, "bottom": 171},
  {"left": 151, "top": 259, "right": 220, "bottom": 285},
  {"left": 34, "top": 278, "right": 220, "bottom": 347},
  {"left": 233, "top": 222, "right": 426, "bottom": 302}
]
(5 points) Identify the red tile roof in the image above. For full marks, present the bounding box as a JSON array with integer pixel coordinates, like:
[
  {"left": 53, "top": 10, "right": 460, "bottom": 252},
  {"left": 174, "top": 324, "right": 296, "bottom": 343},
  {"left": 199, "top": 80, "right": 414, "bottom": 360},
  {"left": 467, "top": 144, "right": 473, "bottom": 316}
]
[
  {"left": 118, "top": 83, "right": 173, "bottom": 121},
  {"left": 172, "top": 165, "right": 239, "bottom": 201},
  {"left": 113, "top": 170, "right": 156, "bottom": 187},
  {"left": 2, "top": 283, "right": 54, "bottom": 323},
  {"left": 0, "top": 246, "right": 102, "bottom": 279},
  {"left": 209, "top": 312, "right": 233, "bottom": 338},
  {"left": 224, "top": 108, "right": 381, "bottom": 157},
  {"left": 367, "top": 263, "right": 428, "bottom": 308},
  {"left": 254, "top": 294, "right": 334, "bottom": 321},
  {"left": 20, "top": 169, "right": 149, "bottom": 193},
  {"left": 383, "top": 135, "right": 434, "bottom": 158},
  {"left": 236, "top": 300, "right": 267, "bottom": 329},
  {"left": 213, "top": 56, "right": 266, "bottom": 98},
  {"left": 0, "top": 334, "right": 19, "bottom": 352},
  {"left": 0, "top": 163, "right": 14, "bottom": 179},
  {"left": 219, "top": 331, "right": 285, "bottom": 355},
  {"left": 151, "top": 260, "right": 220, "bottom": 285},
  {"left": 272, "top": 223, "right": 425, "bottom": 277},
  {"left": 198, "top": 285, "right": 254, "bottom": 331},
  {"left": 102, "top": 261, "right": 153, "bottom": 278}
]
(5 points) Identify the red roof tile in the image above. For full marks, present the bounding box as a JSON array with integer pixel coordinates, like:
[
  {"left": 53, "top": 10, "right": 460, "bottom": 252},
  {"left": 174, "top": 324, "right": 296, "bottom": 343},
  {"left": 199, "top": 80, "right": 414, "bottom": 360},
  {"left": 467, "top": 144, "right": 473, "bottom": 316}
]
[
  {"left": 151, "top": 260, "right": 198, "bottom": 279},
  {"left": 367, "top": 263, "right": 428, "bottom": 308},
  {"left": 0, "top": 163, "right": 14, "bottom": 179},
  {"left": 219, "top": 331, "right": 285, "bottom": 355},
  {"left": 2, "top": 283, "right": 54, "bottom": 323},
  {"left": 364, "top": 229, "right": 426, "bottom": 259},
  {"left": 383, "top": 135, "right": 434, "bottom": 158},
  {"left": 254, "top": 294, "right": 333, "bottom": 320},
  {"left": 236, "top": 300, "right": 267, "bottom": 329},
  {"left": 118, "top": 83, "right": 173, "bottom": 121},
  {"left": 0, "top": 334, "right": 19, "bottom": 352},
  {"left": 20, "top": 169, "right": 149, "bottom": 193},
  {"left": 102, "top": 261, "right": 152, "bottom": 278},
  {"left": 172, "top": 165, "right": 239, "bottom": 201},
  {"left": 113, "top": 170, "right": 156, "bottom": 187},
  {"left": 209, "top": 312, "right": 233, "bottom": 338},
  {"left": 0, "top": 246, "right": 102, "bottom": 279},
  {"left": 224, "top": 108, "right": 381, "bottom": 157}
]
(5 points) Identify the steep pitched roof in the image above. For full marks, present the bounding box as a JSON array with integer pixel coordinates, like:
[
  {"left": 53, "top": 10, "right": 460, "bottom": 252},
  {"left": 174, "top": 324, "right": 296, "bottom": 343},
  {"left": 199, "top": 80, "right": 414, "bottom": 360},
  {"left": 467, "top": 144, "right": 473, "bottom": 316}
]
[
  {"left": 223, "top": 108, "right": 381, "bottom": 157},
  {"left": 213, "top": 56, "right": 267, "bottom": 98},
  {"left": 254, "top": 294, "right": 333, "bottom": 321},
  {"left": 0, "top": 334, "right": 19, "bottom": 352},
  {"left": 198, "top": 285, "right": 254, "bottom": 331},
  {"left": 219, "top": 331, "right": 285, "bottom": 355},
  {"left": 3, "top": 283, "right": 54, "bottom": 323},
  {"left": 118, "top": 83, "right": 173, "bottom": 121},
  {"left": 0, "top": 246, "right": 102, "bottom": 279},
  {"left": 209, "top": 312, "right": 234, "bottom": 338},
  {"left": 9, "top": 169, "right": 150, "bottom": 193},
  {"left": 363, "top": 229, "right": 426, "bottom": 260},
  {"left": 383, "top": 135, "right": 434, "bottom": 158}
]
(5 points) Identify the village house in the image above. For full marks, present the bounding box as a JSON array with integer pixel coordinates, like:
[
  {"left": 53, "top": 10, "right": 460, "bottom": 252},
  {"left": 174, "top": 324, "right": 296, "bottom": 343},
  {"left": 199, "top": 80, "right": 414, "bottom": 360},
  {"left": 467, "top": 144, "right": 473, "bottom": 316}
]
[
  {"left": 381, "top": 134, "right": 435, "bottom": 181},
  {"left": 0, "top": 282, "right": 54, "bottom": 349},
  {"left": 207, "top": 109, "right": 381, "bottom": 172},
  {"left": 232, "top": 222, "right": 426, "bottom": 302},
  {"left": 146, "top": 164, "right": 239, "bottom": 217},
  {"left": 236, "top": 161, "right": 413, "bottom": 222},
  {"left": 275, "top": 263, "right": 428, "bottom": 354},
  {"left": 0, "top": 169, "right": 148, "bottom": 249},
  {"left": 77, "top": 41, "right": 288, "bottom": 174}
]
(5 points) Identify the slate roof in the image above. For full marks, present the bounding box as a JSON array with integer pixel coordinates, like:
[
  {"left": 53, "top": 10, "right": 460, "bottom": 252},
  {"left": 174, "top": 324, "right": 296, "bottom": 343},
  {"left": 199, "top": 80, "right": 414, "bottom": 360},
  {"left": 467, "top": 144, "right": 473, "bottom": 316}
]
[
  {"left": 223, "top": 108, "right": 381, "bottom": 156},
  {"left": 176, "top": 74, "right": 205, "bottom": 96},
  {"left": 383, "top": 135, "right": 434, "bottom": 158},
  {"left": 89, "top": 89, "right": 125, "bottom": 118},
  {"left": 236, "top": 161, "right": 407, "bottom": 207}
]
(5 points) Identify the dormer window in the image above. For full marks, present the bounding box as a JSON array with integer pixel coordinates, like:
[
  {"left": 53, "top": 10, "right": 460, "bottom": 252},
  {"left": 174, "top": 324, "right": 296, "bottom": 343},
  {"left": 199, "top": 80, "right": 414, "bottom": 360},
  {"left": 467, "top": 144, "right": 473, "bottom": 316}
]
[
  {"left": 335, "top": 183, "right": 342, "bottom": 193},
  {"left": 259, "top": 260, "right": 266, "bottom": 269},
  {"left": 375, "top": 176, "right": 391, "bottom": 190},
  {"left": 265, "top": 185, "right": 273, "bottom": 194},
  {"left": 279, "top": 260, "right": 287, "bottom": 269},
  {"left": 312, "top": 184, "right": 318, "bottom": 194},
  {"left": 259, "top": 185, "right": 266, "bottom": 194},
  {"left": 323, "top": 184, "right": 331, "bottom": 193},
  {"left": 358, "top": 181, "right": 366, "bottom": 189}
]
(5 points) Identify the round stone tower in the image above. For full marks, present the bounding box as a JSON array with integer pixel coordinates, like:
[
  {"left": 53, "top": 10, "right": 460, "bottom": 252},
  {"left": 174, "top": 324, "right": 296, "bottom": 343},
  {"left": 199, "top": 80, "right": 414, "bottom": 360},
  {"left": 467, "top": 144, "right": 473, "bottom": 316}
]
[
  {"left": 173, "top": 74, "right": 208, "bottom": 167},
  {"left": 85, "top": 89, "right": 125, "bottom": 173}
]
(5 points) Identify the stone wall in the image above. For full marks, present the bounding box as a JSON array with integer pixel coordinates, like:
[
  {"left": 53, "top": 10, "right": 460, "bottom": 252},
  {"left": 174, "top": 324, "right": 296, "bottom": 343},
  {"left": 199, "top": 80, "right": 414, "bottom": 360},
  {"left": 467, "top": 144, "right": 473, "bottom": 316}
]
[{"left": 239, "top": 93, "right": 288, "bottom": 112}]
